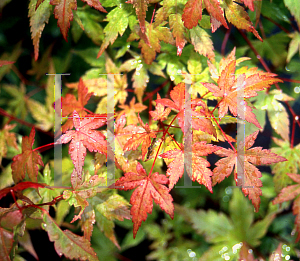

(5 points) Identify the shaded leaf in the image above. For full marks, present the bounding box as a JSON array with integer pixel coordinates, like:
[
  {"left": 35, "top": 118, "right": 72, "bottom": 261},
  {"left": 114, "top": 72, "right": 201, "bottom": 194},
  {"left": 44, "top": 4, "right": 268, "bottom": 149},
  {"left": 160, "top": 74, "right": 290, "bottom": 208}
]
[
  {"left": 42, "top": 213, "right": 98, "bottom": 260},
  {"left": 0, "top": 124, "right": 18, "bottom": 166},
  {"left": 50, "top": 0, "right": 77, "bottom": 41},
  {"left": 29, "top": 0, "right": 52, "bottom": 61},
  {"left": 11, "top": 128, "right": 44, "bottom": 183}
]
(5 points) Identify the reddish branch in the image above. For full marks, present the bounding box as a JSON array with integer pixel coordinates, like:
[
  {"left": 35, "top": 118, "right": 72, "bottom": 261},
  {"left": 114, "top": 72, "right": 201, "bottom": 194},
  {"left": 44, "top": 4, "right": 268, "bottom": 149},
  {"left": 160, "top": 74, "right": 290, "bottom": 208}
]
[
  {"left": 221, "top": 24, "right": 232, "bottom": 56},
  {"left": 0, "top": 107, "right": 54, "bottom": 137}
]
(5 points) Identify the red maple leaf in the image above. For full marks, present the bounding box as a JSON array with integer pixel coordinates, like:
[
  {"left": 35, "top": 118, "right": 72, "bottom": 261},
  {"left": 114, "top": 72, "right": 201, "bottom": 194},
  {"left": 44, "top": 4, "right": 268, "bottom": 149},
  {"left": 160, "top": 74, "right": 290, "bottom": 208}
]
[
  {"left": 160, "top": 141, "right": 220, "bottom": 191},
  {"left": 61, "top": 78, "right": 93, "bottom": 132},
  {"left": 156, "top": 82, "right": 217, "bottom": 137},
  {"left": 240, "top": 0, "right": 256, "bottom": 12},
  {"left": 273, "top": 173, "right": 300, "bottom": 242},
  {"left": 123, "top": 114, "right": 157, "bottom": 160},
  {"left": 115, "top": 162, "right": 174, "bottom": 238},
  {"left": 0, "top": 181, "right": 47, "bottom": 201},
  {"left": 60, "top": 110, "right": 107, "bottom": 188},
  {"left": 50, "top": 0, "right": 106, "bottom": 41},
  {"left": 202, "top": 48, "right": 282, "bottom": 128},
  {"left": 212, "top": 130, "right": 287, "bottom": 212},
  {"left": 11, "top": 128, "right": 44, "bottom": 183}
]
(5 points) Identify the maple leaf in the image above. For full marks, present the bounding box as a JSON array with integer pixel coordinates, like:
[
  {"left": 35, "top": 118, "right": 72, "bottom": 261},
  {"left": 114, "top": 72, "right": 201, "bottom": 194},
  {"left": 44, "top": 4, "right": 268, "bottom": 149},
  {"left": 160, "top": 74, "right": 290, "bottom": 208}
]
[
  {"left": 97, "top": 6, "right": 133, "bottom": 58},
  {"left": 203, "top": 0, "right": 228, "bottom": 29},
  {"left": 156, "top": 82, "right": 217, "bottom": 137},
  {"left": 27, "top": 67, "right": 55, "bottom": 131},
  {"left": 93, "top": 193, "right": 131, "bottom": 249},
  {"left": 11, "top": 128, "right": 44, "bottom": 184},
  {"left": 241, "top": 0, "right": 258, "bottom": 12},
  {"left": 29, "top": 0, "right": 52, "bottom": 61},
  {"left": 202, "top": 48, "right": 283, "bottom": 128},
  {"left": 169, "top": 13, "right": 187, "bottom": 56},
  {"left": 0, "top": 124, "right": 18, "bottom": 166},
  {"left": 115, "top": 162, "right": 174, "bottom": 238},
  {"left": 150, "top": 95, "right": 171, "bottom": 121},
  {"left": 273, "top": 173, "right": 300, "bottom": 242},
  {"left": 128, "top": 21, "right": 175, "bottom": 65},
  {"left": 60, "top": 110, "right": 107, "bottom": 188},
  {"left": 132, "top": 0, "right": 149, "bottom": 33},
  {"left": 123, "top": 114, "right": 156, "bottom": 159},
  {"left": 182, "top": 0, "right": 202, "bottom": 29},
  {"left": 49, "top": 0, "right": 106, "bottom": 42},
  {"left": 50, "top": 0, "right": 77, "bottom": 41},
  {"left": 287, "top": 32, "right": 300, "bottom": 63},
  {"left": 284, "top": 0, "right": 300, "bottom": 30},
  {"left": 190, "top": 25, "right": 215, "bottom": 61},
  {"left": 271, "top": 139, "right": 300, "bottom": 193},
  {"left": 212, "top": 130, "right": 287, "bottom": 212},
  {"left": 61, "top": 78, "right": 93, "bottom": 132},
  {"left": 118, "top": 97, "right": 147, "bottom": 125},
  {"left": 42, "top": 213, "right": 98, "bottom": 260},
  {"left": 223, "top": 0, "right": 262, "bottom": 41},
  {"left": 81, "top": 0, "right": 107, "bottom": 13},
  {"left": 160, "top": 141, "right": 220, "bottom": 191}
]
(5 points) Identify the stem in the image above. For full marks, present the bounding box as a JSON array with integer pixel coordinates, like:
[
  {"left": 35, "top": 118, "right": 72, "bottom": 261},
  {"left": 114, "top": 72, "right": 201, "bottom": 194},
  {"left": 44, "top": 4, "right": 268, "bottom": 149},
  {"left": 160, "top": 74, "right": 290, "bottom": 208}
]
[
  {"left": 150, "top": 3, "right": 157, "bottom": 25},
  {"left": 0, "top": 108, "right": 54, "bottom": 137},
  {"left": 143, "top": 79, "right": 169, "bottom": 102},
  {"left": 211, "top": 98, "right": 223, "bottom": 114},
  {"left": 291, "top": 116, "right": 295, "bottom": 149},
  {"left": 36, "top": 195, "right": 64, "bottom": 206},
  {"left": 262, "top": 15, "right": 290, "bottom": 34},
  {"left": 211, "top": 113, "right": 236, "bottom": 152},
  {"left": 221, "top": 24, "right": 232, "bottom": 56},
  {"left": 33, "top": 142, "right": 55, "bottom": 153},
  {"left": 148, "top": 113, "right": 179, "bottom": 177},
  {"left": 278, "top": 77, "right": 300, "bottom": 84},
  {"left": 258, "top": 20, "right": 266, "bottom": 39}
]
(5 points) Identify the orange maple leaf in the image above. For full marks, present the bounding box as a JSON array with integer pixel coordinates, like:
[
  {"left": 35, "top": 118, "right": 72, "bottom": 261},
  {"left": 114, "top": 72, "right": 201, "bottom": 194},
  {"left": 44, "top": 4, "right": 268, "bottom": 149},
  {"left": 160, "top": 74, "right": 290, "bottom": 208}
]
[
  {"left": 160, "top": 141, "right": 220, "bottom": 191},
  {"left": 11, "top": 128, "right": 44, "bottom": 183},
  {"left": 213, "top": 130, "right": 287, "bottom": 212},
  {"left": 156, "top": 82, "right": 217, "bottom": 137},
  {"left": 115, "top": 162, "right": 174, "bottom": 238},
  {"left": 61, "top": 78, "right": 93, "bottom": 133},
  {"left": 123, "top": 114, "right": 156, "bottom": 160},
  {"left": 202, "top": 48, "right": 282, "bottom": 128},
  {"left": 118, "top": 97, "right": 147, "bottom": 125}
]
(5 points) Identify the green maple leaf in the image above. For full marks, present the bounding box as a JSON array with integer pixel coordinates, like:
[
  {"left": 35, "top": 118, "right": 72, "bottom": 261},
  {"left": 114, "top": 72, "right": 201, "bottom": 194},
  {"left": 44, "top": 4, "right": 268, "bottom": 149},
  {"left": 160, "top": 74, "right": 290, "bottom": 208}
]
[
  {"left": 271, "top": 138, "right": 300, "bottom": 193},
  {"left": 190, "top": 25, "right": 215, "bottom": 61},
  {"left": 176, "top": 189, "right": 275, "bottom": 260},
  {"left": 42, "top": 213, "right": 98, "bottom": 260},
  {"left": 97, "top": 2, "right": 136, "bottom": 58},
  {"left": 29, "top": 0, "right": 52, "bottom": 61},
  {"left": 251, "top": 89, "right": 294, "bottom": 141},
  {"left": 287, "top": 32, "right": 300, "bottom": 63},
  {"left": 27, "top": 64, "right": 55, "bottom": 132},
  {"left": 223, "top": 0, "right": 262, "bottom": 41},
  {"left": 284, "top": 0, "right": 300, "bottom": 29}
]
